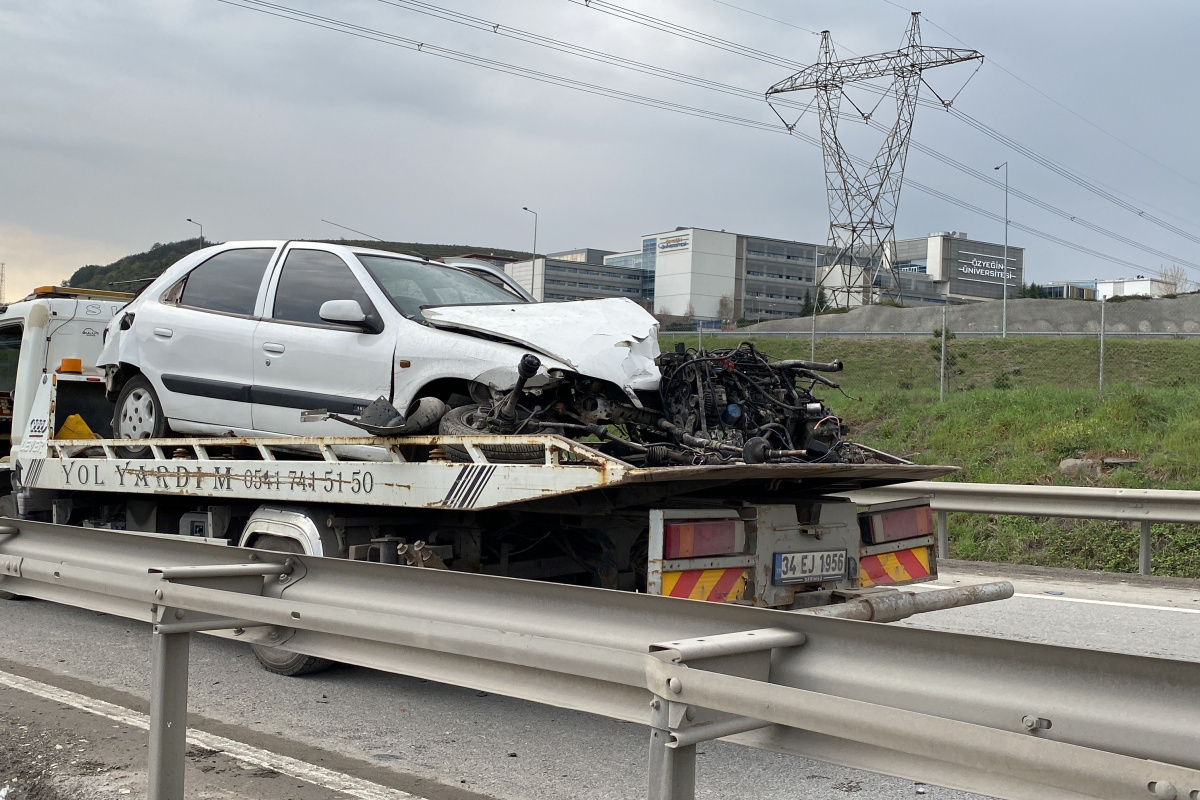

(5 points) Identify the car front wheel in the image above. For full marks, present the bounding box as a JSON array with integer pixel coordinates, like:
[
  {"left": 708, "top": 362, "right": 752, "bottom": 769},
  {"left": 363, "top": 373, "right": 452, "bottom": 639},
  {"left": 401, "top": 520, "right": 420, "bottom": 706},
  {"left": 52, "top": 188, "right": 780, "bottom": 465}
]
[{"left": 113, "top": 375, "right": 168, "bottom": 458}]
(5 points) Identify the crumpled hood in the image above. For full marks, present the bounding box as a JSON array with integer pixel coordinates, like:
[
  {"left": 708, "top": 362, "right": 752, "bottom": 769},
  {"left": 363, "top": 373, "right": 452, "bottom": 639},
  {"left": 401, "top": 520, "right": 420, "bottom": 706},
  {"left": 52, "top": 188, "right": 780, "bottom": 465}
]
[{"left": 422, "top": 297, "right": 661, "bottom": 396}]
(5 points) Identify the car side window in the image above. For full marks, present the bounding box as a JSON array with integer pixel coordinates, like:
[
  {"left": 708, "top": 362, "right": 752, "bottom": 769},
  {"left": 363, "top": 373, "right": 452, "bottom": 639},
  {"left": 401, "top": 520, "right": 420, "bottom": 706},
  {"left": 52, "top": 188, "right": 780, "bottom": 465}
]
[
  {"left": 271, "top": 249, "right": 374, "bottom": 326},
  {"left": 176, "top": 248, "right": 275, "bottom": 316}
]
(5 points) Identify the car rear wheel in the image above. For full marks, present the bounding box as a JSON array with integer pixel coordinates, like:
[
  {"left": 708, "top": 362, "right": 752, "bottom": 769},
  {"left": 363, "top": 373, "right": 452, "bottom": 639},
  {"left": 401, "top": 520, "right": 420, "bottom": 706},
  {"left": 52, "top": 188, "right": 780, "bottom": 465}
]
[
  {"left": 249, "top": 535, "right": 334, "bottom": 677},
  {"left": 113, "top": 375, "right": 168, "bottom": 458},
  {"left": 438, "top": 404, "right": 545, "bottom": 464}
]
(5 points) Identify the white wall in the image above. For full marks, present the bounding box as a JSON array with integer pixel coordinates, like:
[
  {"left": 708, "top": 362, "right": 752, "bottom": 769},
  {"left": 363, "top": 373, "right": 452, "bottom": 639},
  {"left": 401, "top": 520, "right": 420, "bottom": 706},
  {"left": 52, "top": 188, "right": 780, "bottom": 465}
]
[
  {"left": 1096, "top": 278, "right": 1174, "bottom": 301},
  {"left": 926, "top": 235, "right": 946, "bottom": 281},
  {"left": 507, "top": 258, "right": 545, "bottom": 301},
  {"left": 649, "top": 228, "right": 737, "bottom": 318}
]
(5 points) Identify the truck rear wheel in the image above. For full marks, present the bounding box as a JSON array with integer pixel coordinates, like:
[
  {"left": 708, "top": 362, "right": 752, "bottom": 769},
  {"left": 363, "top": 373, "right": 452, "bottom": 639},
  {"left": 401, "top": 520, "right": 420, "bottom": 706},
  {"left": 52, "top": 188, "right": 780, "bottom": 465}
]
[{"left": 250, "top": 535, "right": 334, "bottom": 677}]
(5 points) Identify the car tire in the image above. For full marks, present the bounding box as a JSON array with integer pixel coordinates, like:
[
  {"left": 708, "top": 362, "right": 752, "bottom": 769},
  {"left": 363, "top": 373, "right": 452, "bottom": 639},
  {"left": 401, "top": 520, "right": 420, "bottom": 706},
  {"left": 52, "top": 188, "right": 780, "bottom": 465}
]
[
  {"left": 113, "top": 375, "right": 168, "bottom": 458},
  {"left": 438, "top": 404, "right": 545, "bottom": 464},
  {"left": 249, "top": 535, "right": 334, "bottom": 677}
]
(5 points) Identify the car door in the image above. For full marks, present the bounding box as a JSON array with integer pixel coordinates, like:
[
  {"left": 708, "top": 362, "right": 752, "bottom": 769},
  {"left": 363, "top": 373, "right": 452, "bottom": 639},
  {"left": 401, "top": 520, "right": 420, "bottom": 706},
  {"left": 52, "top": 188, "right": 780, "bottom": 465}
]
[
  {"left": 134, "top": 246, "right": 276, "bottom": 431},
  {"left": 251, "top": 247, "right": 395, "bottom": 437}
]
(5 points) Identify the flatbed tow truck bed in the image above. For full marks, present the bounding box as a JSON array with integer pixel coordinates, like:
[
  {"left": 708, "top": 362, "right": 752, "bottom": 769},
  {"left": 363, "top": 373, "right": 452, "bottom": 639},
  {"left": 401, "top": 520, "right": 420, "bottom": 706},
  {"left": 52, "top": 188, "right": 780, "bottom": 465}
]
[
  {"left": 15, "top": 432, "right": 952, "bottom": 511},
  {"left": 5, "top": 365, "right": 962, "bottom": 617}
]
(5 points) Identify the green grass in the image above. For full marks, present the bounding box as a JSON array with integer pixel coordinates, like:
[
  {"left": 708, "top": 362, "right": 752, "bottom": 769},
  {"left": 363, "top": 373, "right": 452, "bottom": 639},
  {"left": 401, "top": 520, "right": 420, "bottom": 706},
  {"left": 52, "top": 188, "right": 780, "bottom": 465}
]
[{"left": 660, "top": 334, "right": 1200, "bottom": 578}]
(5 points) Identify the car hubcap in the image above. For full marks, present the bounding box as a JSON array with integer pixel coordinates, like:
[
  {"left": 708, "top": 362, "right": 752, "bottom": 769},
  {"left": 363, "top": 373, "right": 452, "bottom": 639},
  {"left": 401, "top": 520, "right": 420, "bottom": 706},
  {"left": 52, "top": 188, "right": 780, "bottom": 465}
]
[{"left": 118, "top": 389, "right": 155, "bottom": 440}]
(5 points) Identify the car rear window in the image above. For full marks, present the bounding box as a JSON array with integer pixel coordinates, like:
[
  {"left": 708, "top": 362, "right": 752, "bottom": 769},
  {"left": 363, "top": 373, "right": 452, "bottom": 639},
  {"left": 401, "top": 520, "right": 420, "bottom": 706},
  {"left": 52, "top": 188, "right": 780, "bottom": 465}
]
[
  {"left": 179, "top": 248, "right": 274, "bottom": 316},
  {"left": 271, "top": 249, "right": 374, "bottom": 326},
  {"left": 357, "top": 255, "right": 522, "bottom": 319}
]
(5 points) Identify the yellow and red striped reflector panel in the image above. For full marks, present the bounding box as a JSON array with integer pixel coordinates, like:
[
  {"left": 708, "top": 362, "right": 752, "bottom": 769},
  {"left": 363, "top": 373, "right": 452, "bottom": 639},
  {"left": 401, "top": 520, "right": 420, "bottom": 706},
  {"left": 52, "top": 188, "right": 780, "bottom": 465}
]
[
  {"left": 858, "top": 546, "right": 932, "bottom": 587},
  {"left": 662, "top": 568, "right": 747, "bottom": 603}
]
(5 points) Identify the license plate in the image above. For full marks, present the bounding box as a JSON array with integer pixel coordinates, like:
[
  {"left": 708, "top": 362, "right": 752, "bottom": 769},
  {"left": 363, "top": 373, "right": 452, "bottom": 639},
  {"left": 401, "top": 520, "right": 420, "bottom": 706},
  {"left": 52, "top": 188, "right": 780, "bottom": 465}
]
[{"left": 773, "top": 550, "right": 848, "bottom": 584}]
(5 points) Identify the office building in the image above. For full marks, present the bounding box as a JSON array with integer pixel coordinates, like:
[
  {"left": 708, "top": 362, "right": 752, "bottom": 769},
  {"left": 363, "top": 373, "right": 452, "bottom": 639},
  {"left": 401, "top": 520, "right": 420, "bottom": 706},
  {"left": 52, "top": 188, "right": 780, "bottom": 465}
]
[
  {"left": 507, "top": 248, "right": 648, "bottom": 304},
  {"left": 1042, "top": 282, "right": 1097, "bottom": 301},
  {"left": 1094, "top": 276, "right": 1176, "bottom": 300},
  {"left": 506, "top": 227, "right": 1027, "bottom": 321}
]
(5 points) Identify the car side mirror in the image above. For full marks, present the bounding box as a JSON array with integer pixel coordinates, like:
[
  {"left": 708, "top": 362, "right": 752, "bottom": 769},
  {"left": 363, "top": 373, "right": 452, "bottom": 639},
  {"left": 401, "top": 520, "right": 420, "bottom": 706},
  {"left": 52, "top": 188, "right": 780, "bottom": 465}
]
[{"left": 319, "top": 299, "right": 368, "bottom": 325}]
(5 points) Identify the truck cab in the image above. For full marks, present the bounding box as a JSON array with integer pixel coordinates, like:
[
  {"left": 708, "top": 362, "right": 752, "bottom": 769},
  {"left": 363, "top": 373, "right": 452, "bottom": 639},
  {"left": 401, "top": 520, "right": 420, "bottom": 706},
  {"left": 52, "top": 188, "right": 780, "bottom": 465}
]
[{"left": 0, "top": 286, "right": 129, "bottom": 452}]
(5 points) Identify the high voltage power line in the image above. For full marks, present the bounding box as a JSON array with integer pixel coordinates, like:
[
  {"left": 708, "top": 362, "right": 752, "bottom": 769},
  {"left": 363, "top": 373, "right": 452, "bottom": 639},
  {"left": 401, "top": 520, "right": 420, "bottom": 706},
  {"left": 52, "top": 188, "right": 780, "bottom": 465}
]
[
  {"left": 219, "top": 0, "right": 1189, "bottom": 279},
  {"left": 873, "top": 0, "right": 1200, "bottom": 194},
  {"left": 569, "top": 0, "right": 1200, "bottom": 254},
  {"left": 374, "top": 0, "right": 1200, "bottom": 274}
]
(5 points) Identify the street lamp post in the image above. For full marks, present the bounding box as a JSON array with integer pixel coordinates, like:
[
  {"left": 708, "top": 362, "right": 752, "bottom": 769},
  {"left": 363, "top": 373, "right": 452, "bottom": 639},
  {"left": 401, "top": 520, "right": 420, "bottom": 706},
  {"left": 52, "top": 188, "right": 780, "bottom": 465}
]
[
  {"left": 993, "top": 162, "right": 1009, "bottom": 337},
  {"left": 186, "top": 218, "right": 204, "bottom": 248},
  {"left": 521, "top": 207, "right": 538, "bottom": 265}
]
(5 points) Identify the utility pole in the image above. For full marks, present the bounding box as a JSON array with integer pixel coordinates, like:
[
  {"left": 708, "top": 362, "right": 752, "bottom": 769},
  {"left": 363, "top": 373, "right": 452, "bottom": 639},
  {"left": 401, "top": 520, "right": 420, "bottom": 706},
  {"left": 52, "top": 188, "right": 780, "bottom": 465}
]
[
  {"left": 810, "top": 292, "right": 818, "bottom": 360},
  {"left": 940, "top": 304, "right": 947, "bottom": 402},
  {"left": 0, "top": 262, "right": 6, "bottom": 305},
  {"left": 522, "top": 207, "right": 538, "bottom": 264},
  {"left": 186, "top": 218, "right": 204, "bottom": 248},
  {"left": 994, "top": 162, "right": 1009, "bottom": 337},
  {"left": 1098, "top": 296, "right": 1106, "bottom": 400}
]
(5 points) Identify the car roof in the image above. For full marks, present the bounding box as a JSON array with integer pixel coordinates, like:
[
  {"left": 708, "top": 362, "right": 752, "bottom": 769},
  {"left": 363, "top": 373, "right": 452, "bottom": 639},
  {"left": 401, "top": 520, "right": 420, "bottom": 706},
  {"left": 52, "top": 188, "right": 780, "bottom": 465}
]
[{"left": 213, "top": 240, "right": 429, "bottom": 265}]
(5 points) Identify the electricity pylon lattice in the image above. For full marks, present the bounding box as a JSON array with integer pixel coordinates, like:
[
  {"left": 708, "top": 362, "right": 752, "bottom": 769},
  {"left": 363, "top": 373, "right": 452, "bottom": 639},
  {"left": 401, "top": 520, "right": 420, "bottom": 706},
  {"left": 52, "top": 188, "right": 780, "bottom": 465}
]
[{"left": 767, "top": 13, "right": 982, "bottom": 307}]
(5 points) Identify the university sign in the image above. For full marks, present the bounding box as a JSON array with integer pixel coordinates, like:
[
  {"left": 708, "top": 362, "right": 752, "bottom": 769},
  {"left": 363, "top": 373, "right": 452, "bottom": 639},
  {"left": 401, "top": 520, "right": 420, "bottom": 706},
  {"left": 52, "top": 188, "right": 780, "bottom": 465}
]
[{"left": 957, "top": 257, "right": 1016, "bottom": 281}]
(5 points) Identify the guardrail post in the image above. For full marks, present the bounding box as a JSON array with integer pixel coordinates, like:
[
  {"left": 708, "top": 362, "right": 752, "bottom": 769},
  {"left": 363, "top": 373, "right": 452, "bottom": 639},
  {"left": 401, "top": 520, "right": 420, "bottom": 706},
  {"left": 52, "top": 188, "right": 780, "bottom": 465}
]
[
  {"left": 937, "top": 510, "right": 948, "bottom": 559},
  {"left": 647, "top": 697, "right": 695, "bottom": 800},
  {"left": 1140, "top": 521, "right": 1152, "bottom": 576},
  {"left": 148, "top": 628, "right": 191, "bottom": 800}
]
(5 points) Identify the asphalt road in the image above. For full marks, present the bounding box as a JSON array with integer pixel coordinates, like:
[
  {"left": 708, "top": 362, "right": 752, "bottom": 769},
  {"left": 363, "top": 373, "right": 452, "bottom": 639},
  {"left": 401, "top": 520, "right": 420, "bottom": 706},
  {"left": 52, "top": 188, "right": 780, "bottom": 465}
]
[{"left": 1, "top": 561, "right": 1197, "bottom": 800}]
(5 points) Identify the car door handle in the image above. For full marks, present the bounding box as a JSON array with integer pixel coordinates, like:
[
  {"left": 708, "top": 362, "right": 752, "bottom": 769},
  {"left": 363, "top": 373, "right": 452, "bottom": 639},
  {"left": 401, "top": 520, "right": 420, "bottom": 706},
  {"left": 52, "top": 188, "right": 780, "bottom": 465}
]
[
  {"left": 153, "top": 327, "right": 173, "bottom": 339},
  {"left": 262, "top": 342, "right": 286, "bottom": 355}
]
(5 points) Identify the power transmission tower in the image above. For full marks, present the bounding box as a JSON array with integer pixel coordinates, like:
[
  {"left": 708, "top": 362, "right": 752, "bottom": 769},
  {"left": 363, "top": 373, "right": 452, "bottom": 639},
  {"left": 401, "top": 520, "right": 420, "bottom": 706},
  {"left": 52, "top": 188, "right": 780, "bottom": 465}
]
[
  {"left": 767, "top": 13, "right": 982, "bottom": 308},
  {"left": 0, "top": 262, "right": 5, "bottom": 305}
]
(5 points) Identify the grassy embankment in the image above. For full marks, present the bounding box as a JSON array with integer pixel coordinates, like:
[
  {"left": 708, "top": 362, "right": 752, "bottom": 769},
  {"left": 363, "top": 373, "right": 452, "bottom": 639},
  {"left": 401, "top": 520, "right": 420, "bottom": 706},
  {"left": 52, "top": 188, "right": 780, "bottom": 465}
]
[{"left": 660, "top": 334, "right": 1200, "bottom": 578}]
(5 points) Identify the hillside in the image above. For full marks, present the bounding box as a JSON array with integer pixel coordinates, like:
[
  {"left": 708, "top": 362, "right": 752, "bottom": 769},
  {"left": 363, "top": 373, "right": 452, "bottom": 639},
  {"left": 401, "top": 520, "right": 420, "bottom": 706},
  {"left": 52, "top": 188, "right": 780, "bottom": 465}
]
[
  {"left": 65, "top": 238, "right": 533, "bottom": 291},
  {"left": 660, "top": 333, "right": 1200, "bottom": 578}
]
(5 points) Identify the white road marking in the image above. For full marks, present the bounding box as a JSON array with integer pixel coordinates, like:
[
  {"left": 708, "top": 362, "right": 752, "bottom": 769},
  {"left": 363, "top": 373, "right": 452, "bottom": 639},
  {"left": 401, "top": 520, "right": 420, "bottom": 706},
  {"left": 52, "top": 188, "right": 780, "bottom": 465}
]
[
  {"left": 907, "top": 582, "right": 1200, "bottom": 614},
  {"left": 1011, "top": 592, "right": 1200, "bottom": 614},
  {"left": 0, "top": 669, "right": 420, "bottom": 800}
]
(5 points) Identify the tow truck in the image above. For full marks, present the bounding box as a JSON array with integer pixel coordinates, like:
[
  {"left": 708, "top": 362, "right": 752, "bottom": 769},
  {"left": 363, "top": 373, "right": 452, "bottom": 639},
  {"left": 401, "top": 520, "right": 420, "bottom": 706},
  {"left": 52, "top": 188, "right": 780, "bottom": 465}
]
[{"left": 0, "top": 286, "right": 970, "bottom": 674}]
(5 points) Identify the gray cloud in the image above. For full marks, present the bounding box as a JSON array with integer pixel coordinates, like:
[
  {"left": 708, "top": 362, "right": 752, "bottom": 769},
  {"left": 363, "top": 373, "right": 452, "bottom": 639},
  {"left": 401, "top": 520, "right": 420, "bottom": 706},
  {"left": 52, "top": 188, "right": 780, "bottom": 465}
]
[{"left": 2, "top": 0, "right": 1198, "bottom": 293}]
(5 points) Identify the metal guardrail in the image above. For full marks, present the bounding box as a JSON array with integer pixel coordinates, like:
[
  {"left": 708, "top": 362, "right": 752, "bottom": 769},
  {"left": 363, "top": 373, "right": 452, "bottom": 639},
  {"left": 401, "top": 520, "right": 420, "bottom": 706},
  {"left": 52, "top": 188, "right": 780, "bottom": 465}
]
[
  {"left": 664, "top": 330, "right": 1200, "bottom": 338},
  {"left": 1, "top": 521, "right": 1198, "bottom": 800},
  {"left": 838, "top": 481, "right": 1200, "bottom": 576}
]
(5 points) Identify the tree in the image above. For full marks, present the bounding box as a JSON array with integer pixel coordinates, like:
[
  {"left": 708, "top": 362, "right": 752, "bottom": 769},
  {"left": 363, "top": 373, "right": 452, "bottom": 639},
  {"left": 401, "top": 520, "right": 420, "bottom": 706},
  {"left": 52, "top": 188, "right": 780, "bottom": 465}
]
[
  {"left": 1159, "top": 264, "right": 1193, "bottom": 294},
  {"left": 716, "top": 294, "right": 734, "bottom": 321},
  {"left": 800, "top": 289, "right": 814, "bottom": 317},
  {"left": 816, "top": 288, "right": 829, "bottom": 313},
  {"left": 684, "top": 302, "right": 696, "bottom": 320}
]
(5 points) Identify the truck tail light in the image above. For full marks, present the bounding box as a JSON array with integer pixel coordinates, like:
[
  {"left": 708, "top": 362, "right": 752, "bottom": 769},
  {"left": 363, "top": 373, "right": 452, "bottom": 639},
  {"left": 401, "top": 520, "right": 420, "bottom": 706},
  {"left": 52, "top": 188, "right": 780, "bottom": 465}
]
[
  {"left": 860, "top": 503, "right": 934, "bottom": 545},
  {"left": 664, "top": 519, "right": 745, "bottom": 559}
]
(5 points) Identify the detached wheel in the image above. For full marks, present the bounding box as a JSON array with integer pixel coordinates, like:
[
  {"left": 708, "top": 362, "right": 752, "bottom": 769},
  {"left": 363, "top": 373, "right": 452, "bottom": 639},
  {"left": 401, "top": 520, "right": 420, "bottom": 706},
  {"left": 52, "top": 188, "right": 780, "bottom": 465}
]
[
  {"left": 249, "top": 535, "right": 333, "bottom": 677},
  {"left": 438, "top": 404, "right": 545, "bottom": 464},
  {"left": 113, "top": 375, "right": 168, "bottom": 458}
]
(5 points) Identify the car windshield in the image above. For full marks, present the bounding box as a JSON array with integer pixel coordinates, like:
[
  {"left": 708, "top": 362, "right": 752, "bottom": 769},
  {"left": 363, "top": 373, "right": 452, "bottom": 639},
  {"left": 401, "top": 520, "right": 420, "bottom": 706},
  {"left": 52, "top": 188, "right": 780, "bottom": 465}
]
[{"left": 357, "top": 255, "right": 526, "bottom": 319}]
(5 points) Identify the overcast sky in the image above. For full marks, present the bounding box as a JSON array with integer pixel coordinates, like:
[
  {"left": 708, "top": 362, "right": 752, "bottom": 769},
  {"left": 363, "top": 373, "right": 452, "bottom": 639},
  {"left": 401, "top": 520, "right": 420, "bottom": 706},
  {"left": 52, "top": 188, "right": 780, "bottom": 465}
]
[{"left": 3, "top": 0, "right": 1199, "bottom": 298}]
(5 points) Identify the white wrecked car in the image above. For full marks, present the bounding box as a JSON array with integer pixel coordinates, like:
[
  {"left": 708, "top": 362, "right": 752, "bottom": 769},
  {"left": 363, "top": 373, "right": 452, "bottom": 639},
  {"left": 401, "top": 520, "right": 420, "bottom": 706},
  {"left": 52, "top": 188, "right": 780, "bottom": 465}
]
[{"left": 100, "top": 241, "right": 857, "bottom": 465}]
